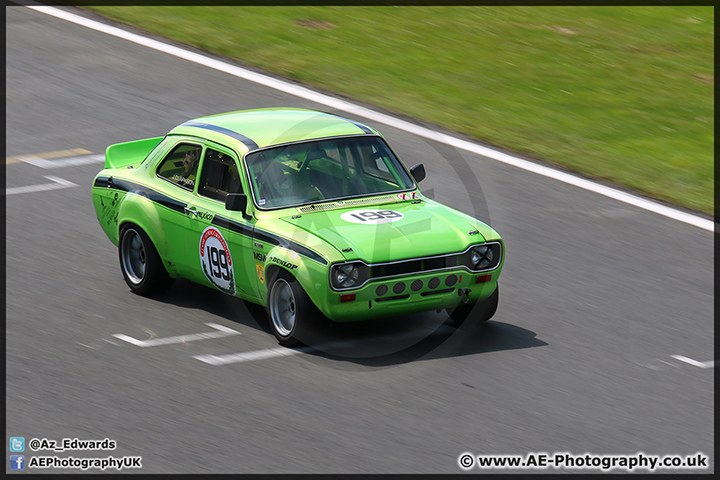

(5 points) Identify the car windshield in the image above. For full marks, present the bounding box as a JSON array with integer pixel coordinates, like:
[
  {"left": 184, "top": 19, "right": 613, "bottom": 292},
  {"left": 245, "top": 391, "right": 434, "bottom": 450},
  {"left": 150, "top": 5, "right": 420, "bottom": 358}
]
[{"left": 245, "top": 136, "right": 415, "bottom": 209}]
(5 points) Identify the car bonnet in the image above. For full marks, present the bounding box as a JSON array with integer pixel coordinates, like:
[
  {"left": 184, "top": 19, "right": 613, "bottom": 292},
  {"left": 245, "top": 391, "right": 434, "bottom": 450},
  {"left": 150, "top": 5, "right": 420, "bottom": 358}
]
[{"left": 279, "top": 200, "right": 487, "bottom": 264}]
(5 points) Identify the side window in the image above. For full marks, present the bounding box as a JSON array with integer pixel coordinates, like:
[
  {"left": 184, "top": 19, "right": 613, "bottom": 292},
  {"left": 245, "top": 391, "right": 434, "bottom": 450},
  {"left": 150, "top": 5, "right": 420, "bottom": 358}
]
[
  {"left": 198, "top": 148, "right": 242, "bottom": 202},
  {"left": 156, "top": 143, "right": 202, "bottom": 190}
]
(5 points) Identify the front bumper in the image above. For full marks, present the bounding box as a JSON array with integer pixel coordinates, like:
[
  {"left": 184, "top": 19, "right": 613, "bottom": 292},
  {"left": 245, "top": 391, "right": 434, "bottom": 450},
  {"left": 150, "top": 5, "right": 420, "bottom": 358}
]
[{"left": 319, "top": 268, "right": 499, "bottom": 322}]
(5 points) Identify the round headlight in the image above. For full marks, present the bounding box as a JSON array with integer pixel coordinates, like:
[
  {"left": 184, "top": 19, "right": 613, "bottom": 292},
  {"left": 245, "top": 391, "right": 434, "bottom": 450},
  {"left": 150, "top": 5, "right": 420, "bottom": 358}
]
[
  {"left": 471, "top": 245, "right": 493, "bottom": 270},
  {"left": 334, "top": 263, "right": 359, "bottom": 288}
]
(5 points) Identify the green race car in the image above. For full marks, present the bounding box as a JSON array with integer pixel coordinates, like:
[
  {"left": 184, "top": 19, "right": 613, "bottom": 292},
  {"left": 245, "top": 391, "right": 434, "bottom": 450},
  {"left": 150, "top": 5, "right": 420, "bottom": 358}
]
[{"left": 92, "top": 108, "right": 504, "bottom": 346}]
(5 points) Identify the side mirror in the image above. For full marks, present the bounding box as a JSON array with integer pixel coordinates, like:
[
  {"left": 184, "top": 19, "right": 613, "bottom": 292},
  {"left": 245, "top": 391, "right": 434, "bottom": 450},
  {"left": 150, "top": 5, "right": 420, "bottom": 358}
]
[
  {"left": 410, "top": 163, "right": 426, "bottom": 184},
  {"left": 225, "top": 193, "right": 251, "bottom": 219}
]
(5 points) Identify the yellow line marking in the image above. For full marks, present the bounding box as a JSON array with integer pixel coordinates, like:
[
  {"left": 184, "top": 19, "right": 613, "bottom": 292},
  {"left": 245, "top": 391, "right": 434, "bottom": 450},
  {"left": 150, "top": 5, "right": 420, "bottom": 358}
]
[{"left": 6, "top": 148, "right": 93, "bottom": 165}]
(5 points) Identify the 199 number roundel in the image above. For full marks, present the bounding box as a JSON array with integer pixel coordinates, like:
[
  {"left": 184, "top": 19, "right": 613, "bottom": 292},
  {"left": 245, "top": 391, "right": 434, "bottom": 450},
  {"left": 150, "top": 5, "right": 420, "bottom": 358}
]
[
  {"left": 341, "top": 209, "right": 404, "bottom": 224},
  {"left": 200, "top": 226, "right": 235, "bottom": 295}
]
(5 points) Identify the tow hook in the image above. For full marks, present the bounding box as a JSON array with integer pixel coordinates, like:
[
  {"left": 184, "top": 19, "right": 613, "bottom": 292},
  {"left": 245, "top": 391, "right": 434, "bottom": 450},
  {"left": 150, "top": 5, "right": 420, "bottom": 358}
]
[{"left": 458, "top": 288, "right": 472, "bottom": 303}]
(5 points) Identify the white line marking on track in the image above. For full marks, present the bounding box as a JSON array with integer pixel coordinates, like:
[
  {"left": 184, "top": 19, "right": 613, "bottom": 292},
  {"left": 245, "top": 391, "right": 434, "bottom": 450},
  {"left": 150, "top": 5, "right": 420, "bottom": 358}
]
[
  {"left": 28, "top": 5, "right": 713, "bottom": 232},
  {"left": 671, "top": 355, "right": 715, "bottom": 369},
  {"left": 112, "top": 323, "right": 241, "bottom": 347},
  {"left": 194, "top": 347, "right": 308, "bottom": 365},
  {"left": 4, "top": 175, "right": 77, "bottom": 195},
  {"left": 22, "top": 153, "right": 104, "bottom": 169}
]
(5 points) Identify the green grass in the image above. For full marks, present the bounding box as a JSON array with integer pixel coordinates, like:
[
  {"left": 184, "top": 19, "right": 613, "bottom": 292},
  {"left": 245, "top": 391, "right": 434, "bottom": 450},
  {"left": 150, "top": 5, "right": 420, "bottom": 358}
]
[{"left": 86, "top": 6, "right": 714, "bottom": 214}]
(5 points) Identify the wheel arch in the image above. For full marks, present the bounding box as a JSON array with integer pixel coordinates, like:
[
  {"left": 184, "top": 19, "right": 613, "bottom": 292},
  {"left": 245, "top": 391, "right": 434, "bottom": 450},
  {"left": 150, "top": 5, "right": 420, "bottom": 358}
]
[
  {"left": 117, "top": 194, "right": 171, "bottom": 271},
  {"left": 263, "top": 246, "right": 322, "bottom": 308}
]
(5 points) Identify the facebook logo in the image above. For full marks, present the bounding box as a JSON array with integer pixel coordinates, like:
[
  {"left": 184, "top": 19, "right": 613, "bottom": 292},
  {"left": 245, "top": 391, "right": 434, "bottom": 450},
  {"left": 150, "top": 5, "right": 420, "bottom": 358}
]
[
  {"left": 9, "top": 437, "right": 25, "bottom": 452},
  {"left": 10, "top": 455, "right": 25, "bottom": 470}
]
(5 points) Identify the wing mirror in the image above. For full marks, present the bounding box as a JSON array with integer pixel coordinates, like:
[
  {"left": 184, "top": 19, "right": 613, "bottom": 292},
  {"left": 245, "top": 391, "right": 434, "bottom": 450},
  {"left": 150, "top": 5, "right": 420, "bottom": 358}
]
[
  {"left": 225, "top": 193, "right": 252, "bottom": 220},
  {"left": 410, "top": 163, "right": 426, "bottom": 184}
]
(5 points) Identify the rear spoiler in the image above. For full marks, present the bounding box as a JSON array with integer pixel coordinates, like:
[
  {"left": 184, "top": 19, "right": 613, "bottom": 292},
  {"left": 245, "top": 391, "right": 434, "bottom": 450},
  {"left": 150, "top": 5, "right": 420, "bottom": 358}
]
[{"left": 105, "top": 136, "right": 163, "bottom": 169}]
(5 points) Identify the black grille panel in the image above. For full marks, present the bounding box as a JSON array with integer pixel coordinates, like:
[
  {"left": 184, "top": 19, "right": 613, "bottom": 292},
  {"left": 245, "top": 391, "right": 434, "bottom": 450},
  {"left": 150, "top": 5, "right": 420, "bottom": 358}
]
[{"left": 370, "top": 255, "right": 462, "bottom": 278}]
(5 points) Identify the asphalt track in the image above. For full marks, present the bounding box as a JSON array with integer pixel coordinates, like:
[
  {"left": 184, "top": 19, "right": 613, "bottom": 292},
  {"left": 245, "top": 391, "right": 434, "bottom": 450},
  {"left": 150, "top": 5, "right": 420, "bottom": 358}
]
[{"left": 5, "top": 5, "right": 714, "bottom": 474}]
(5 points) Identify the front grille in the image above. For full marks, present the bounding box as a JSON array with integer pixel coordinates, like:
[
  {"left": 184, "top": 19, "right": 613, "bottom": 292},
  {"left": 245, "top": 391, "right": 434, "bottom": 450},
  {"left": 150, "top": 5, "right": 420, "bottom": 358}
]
[
  {"left": 369, "top": 255, "right": 462, "bottom": 278},
  {"left": 330, "top": 242, "right": 502, "bottom": 291}
]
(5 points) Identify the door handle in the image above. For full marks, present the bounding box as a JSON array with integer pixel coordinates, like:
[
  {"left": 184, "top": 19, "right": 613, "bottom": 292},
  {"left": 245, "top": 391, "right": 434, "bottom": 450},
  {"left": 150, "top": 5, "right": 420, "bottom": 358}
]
[{"left": 184, "top": 205, "right": 198, "bottom": 217}]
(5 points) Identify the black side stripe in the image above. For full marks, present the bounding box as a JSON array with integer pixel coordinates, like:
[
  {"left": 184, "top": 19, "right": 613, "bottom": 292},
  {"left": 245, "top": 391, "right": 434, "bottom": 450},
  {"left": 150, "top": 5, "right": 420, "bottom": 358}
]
[
  {"left": 95, "top": 176, "right": 185, "bottom": 213},
  {"left": 95, "top": 176, "right": 327, "bottom": 265},
  {"left": 211, "top": 216, "right": 253, "bottom": 238},
  {"left": 181, "top": 121, "right": 260, "bottom": 151},
  {"left": 214, "top": 216, "right": 328, "bottom": 266},
  {"left": 253, "top": 229, "right": 329, "bottom": 266}
]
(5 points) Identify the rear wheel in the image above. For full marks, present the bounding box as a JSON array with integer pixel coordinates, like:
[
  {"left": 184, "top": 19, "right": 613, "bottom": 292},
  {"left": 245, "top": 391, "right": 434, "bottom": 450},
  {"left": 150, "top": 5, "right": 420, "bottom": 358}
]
[
  {"left": 119, "top": 224, "right": 173, "bottom": 295},
  {"left": 448, "top": 285, "right": 499, "bottom": 327},
  {"left": 268, "top": 271, "right": 314, "bottom": 347}
]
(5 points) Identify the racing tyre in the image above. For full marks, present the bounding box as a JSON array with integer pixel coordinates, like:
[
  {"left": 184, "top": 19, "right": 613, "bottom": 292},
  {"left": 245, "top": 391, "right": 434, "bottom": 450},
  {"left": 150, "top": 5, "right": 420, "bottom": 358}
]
[
  {"left": 268, "top": 271, "right": 315, "bottom": 347},
  {"left": 448, "top": 285, "right": 499, "bottom": 327},
  {"left": 119, "top": 224, "right": 173, "bottom": 295}
]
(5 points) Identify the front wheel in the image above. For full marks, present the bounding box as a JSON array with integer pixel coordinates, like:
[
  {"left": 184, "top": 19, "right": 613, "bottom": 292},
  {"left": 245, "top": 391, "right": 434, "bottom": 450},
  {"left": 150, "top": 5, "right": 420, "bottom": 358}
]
[
  {"left": 268, "top": 272, "right": 315, "bottom": 347},
  {"left": 448, "top": 285, "right": 499, "bottom": 327},
  {"left": 119, "top": 224, "right": 173, "bottom": 295}
]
